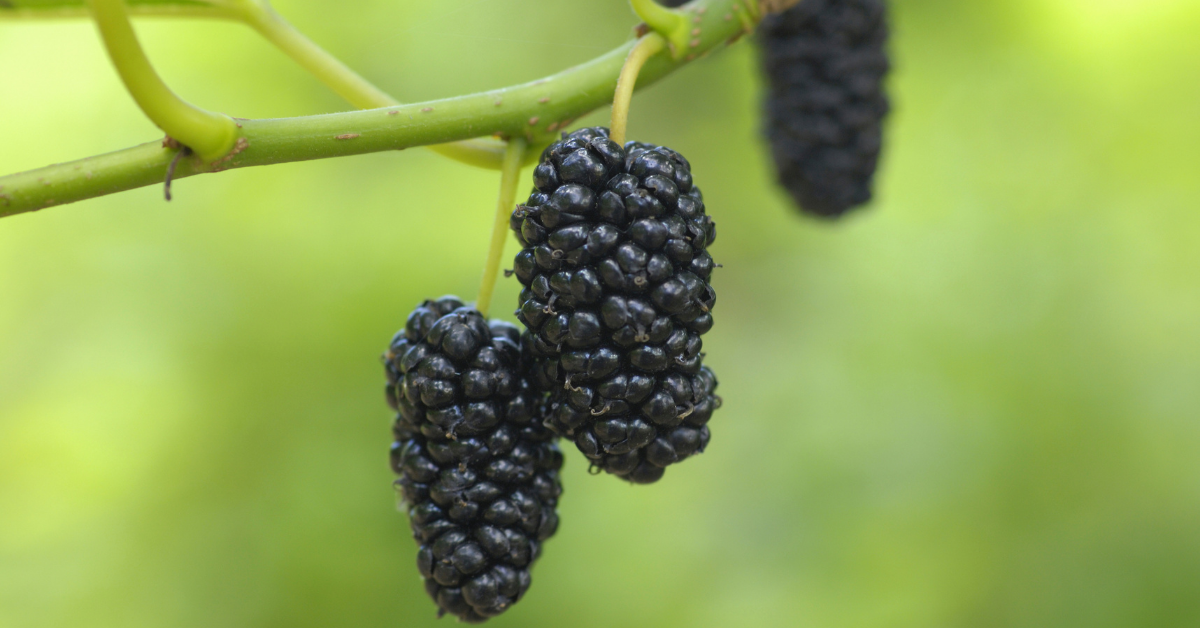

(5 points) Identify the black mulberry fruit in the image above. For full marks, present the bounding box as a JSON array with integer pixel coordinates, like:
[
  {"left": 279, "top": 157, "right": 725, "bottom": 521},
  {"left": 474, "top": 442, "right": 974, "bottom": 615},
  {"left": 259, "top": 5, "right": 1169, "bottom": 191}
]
[
  {"left": 384, "top": 296, "right": 564, "bottom": 623},
  {"left": 759, "top": 0, "right": 890, "bottom": 217},
  {"left": 510, "top": 127, "right": 721, "bottom": 485}
]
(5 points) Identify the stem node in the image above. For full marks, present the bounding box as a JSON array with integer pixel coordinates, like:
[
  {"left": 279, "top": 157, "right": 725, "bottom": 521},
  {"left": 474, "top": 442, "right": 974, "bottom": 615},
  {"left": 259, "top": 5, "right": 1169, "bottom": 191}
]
[
  {"left": 628, "top": 0, "right": 692, "bottom": 60},
  {"left": 87, "top": 0, "right": 238, "bottom": 161}
]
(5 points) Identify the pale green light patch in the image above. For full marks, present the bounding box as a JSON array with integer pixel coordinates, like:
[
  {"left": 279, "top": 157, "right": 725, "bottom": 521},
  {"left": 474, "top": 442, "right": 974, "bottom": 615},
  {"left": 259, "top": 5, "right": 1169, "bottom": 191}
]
[{"left": 0, "top": 377, "right": 190, "bottom": 548}]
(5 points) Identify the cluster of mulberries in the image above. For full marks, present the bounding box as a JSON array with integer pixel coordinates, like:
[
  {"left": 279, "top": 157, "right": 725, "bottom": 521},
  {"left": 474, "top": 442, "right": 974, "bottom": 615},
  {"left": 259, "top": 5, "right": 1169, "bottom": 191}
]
[
  {"left": 385, "top": 297, "right": 563, "bottom": 623},
  {"left": 385, "top": 129, "right": 723, "bottom": 618},
  {"left": 759, "top": 0, "right": 890, "bottom": 217},
  {"left": 509, "top": 127, "right": 720, "bottom": 485}
]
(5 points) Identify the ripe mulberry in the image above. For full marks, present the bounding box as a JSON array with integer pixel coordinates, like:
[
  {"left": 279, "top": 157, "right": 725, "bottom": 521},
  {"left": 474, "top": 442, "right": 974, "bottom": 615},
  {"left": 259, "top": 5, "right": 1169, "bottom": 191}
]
[
  {"left": 759, "top": 0, "right": 890, "bottom": 217},
  {"left": 384, "top": 296, "right": 563, "bottom": 623},
  {"left": 510, "top": 127, "right": 721, "bottom": 485}
]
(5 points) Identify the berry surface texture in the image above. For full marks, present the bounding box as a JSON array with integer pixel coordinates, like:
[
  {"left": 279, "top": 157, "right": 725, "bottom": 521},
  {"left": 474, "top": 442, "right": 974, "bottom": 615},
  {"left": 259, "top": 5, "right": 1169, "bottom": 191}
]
[
  {"left": 511, "top": 127, "right": 721, "bottom": 485},
  {"left": 385, "top": 297, "right": 564, "bottom": 623}
]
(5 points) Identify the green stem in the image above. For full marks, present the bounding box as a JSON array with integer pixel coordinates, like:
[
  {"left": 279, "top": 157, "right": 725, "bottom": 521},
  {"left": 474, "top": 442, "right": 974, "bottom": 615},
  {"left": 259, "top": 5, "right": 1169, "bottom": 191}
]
[
  {"left": 610, "top": 33, "right": 666, "bottom": 146},
  {"left": 86, "top": 0, "right": 238, "bottom": 161},
  {"left": 0, "top": 139, "right": 178, "bottom": 215},
  {"left": 1, "top": 0, "right": 241, "bottom": 20},
  {"left": 0, "top": 0, "right": 755, "bottom": 219},
  {"left": 628, "top": 0, "right": 691, "bottom": 59},
  {"left": 476, "top": 138, "right": 526, "bottom": 318},
  {"left": 2, "top": 0, "right": 508, "bottom": 168},
  {"left": 236, "top": 1, "right": 393, "bottom": 109},
  {"left": 1, "top": 5, "right": 239, "bottom": 19},
  {"left": 233, "top": 0, "right": 508, "bottom": 169}
]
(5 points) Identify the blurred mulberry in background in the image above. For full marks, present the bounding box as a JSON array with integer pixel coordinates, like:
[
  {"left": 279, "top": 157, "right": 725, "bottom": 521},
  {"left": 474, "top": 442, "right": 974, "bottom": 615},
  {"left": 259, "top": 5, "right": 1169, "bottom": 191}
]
[{"left": 759, "top": 0, "right": 890, "bottom": 217}]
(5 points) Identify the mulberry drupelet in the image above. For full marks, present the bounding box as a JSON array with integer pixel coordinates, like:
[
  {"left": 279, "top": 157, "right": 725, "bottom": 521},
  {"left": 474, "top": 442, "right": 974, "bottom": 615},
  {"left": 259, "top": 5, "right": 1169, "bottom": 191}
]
[
  {"left": 759, "top": 0, "right": 890, "bottom": 217},
  {"left": 510, "top": 127, "right": 720, "bottom": 485},
  {"left": 384, "top": 297, "right": 563, "bottom": 623}
]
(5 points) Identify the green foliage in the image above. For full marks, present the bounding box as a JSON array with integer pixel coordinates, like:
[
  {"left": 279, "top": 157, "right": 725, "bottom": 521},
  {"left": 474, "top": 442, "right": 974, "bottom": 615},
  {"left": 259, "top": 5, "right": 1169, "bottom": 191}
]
[{"left": 2, "top": 1, "right": 1199, "bottom": 627}]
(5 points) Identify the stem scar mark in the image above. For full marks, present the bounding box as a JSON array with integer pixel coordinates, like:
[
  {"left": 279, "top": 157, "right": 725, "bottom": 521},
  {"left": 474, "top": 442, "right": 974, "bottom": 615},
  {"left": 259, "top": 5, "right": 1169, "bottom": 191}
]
[
  {"left": 210, "top": 137, "right": 250, "bottom": 171},
  {"left": 335, "top": 133, "right": 361, "bottom": 140}
]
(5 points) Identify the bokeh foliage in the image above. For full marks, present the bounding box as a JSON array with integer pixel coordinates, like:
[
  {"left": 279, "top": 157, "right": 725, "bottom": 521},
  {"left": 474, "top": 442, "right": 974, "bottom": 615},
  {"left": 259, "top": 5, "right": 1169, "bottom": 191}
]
[{"left": 2, "top": 0, "right": 1199, "bottom": 626}]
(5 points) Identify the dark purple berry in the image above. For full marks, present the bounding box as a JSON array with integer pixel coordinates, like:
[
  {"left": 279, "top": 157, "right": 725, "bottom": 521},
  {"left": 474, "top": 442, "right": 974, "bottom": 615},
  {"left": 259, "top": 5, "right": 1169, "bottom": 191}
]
[
  {"left": 383, "top": 297, "right": 563, "bottom": 622},
  {"left": 508, "top": 128, "right": 722, "bottom": 484},
  {"left": 759, "top": 0, "right": 890, "bottom": 217}
]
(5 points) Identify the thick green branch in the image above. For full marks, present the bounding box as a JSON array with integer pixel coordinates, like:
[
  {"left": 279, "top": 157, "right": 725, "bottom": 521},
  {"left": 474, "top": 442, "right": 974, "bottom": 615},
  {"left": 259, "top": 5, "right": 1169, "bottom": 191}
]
[{"left": 0, "top": 0, "right": 757, "bottom": 218}]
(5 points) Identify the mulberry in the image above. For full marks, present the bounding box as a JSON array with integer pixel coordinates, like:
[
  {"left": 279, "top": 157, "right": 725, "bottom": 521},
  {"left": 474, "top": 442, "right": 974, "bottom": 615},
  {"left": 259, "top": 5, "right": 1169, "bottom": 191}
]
[
  {"left": 759, "top": 0, "right": 890, "bottom": 217},
  {"left": 384, "top": 297, "right": 563, "bottom": 623},
  {"left": 510, "top": 127, "right": 720, "bottom": 485}
]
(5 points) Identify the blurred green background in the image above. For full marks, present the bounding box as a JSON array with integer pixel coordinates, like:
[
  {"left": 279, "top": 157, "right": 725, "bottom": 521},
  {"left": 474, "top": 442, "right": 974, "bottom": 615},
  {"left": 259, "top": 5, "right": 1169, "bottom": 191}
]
[{"left": 3, "top": 0, "right": 1199, "bottom": 626}]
